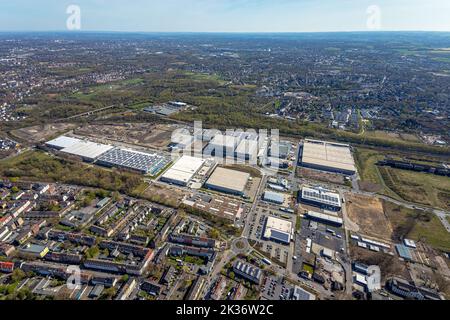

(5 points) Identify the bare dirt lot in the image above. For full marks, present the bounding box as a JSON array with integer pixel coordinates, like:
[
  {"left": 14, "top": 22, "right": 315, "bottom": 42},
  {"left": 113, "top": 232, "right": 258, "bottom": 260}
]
[
  {"left": 10, "top": 123, "right": 78, "bottom": 144},
  {"left": 345, "top": 193, "right": 393, "bottom": 241},
  {"left": 74, "top": 123, "right": 179, "bottom": 150},
  {"left": 297, "top": 167, "right": 345, "bottom": 185}
]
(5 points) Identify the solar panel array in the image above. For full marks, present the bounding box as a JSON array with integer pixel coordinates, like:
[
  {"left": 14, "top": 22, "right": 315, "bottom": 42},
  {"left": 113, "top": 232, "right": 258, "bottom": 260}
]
[
  {"left": 97, "top": 148, "right": 170, "bottom": 175},
  {"left": 303, "top": 189, "right": 340, "bottom": 206},
  {"left": 270, "top": 230, "right": 290, "bottom": 243}
]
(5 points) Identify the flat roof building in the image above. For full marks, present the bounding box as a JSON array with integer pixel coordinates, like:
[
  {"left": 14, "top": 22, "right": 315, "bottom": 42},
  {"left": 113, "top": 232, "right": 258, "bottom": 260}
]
[
  {"left": 263, "top": 216, "right": 293, "bottom": 244},
  {"left": 60, "top": 140, "right": 114, "bottom": 162},
  {"left": 262, "top": 191, "right": 285, "bottom": 205},
  {"left": 305, "top": 210, "right": 343, "bottom": 226},
  {"left": 204, "top": 167, "right": 250, "bottom": 196},
  {"left": 298, "top": 186, "right": 342, "bottom": 211},
  {"left": 45, "top": 136, "right": 81, "bottom": 150},
  {"left": 300, "top": 139, "right": 357, "bottom": 175},
  {"left": 97, "top": 148, "right": 170, "bottom": 175},
  {"left": 160, "top": 156, "right": 205, "bottom": 186},
  {"left": 292, "top": 286, "right": 316, "bottom": 300}
]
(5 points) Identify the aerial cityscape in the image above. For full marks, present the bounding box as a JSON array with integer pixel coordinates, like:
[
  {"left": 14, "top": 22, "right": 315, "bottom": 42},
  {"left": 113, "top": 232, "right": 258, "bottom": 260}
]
[{"left": 0, "top": 0, "right": 449, "bottom": 307}]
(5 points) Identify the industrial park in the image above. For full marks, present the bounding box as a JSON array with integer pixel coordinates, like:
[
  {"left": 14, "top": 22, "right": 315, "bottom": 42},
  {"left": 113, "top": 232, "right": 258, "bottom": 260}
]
[{"left": 1, "top": 2, "right": 450, "bottom": 310}]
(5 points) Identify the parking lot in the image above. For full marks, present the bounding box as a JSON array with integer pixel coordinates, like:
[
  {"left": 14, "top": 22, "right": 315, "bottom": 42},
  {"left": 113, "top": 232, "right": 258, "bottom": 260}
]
[
  {"left": 261, "top": 275, "right": 293, "bottom": 300},
  {"left": 245, "top": 205, "right": 294, "bottom": 267}
]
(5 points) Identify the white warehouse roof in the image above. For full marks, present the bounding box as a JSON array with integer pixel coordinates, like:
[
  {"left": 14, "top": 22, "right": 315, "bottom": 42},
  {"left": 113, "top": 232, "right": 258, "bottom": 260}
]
[
  {"left": 161, "top": 155, "right": 205, "bottom": 185},
  {"left": 301, "top": 139, "right": 356, "bottom": 174},
  {"left": 61, "top": 140, "right": 114, "bottom": 161},
  {"left": 46, "top": 136, "right": 82, "bottom": 150}
]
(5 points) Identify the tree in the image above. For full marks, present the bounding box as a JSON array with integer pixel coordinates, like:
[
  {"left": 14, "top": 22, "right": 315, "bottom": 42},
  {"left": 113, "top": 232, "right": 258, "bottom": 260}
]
[
  {"left": 121, "top": 274, "right": 129, "bottom": 283},
  {"left": 11, "top": 269, "right": 26, "bottom": 283}
]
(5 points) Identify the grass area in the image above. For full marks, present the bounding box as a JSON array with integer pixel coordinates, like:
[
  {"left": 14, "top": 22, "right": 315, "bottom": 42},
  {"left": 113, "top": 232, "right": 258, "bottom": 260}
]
[
  {"left": 384, "top": 201, "right": 450, "bottom": 252},
  {"left": 353, "top": 148, "right": 399, "bottom": 198},
  {"left": 379, "top": 167, "right": 450, "bottom": 210},
  {"left": 302, "top": 263, "right": 314, "bottom": 275},
  {"left": 361, "top": 130, "right": 421, "bottom": 143},
  {"left": 354, "top": 147, "right": 450, "bottom": 210},
  {"left": 296, "top": 216, "right": 302, "bottom": 231}
]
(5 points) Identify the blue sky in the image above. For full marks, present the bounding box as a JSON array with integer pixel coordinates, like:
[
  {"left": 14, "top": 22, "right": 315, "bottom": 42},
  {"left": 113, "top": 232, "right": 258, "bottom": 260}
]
[{"left": 0, "top": 0, "right": 449, "bottom": 32}]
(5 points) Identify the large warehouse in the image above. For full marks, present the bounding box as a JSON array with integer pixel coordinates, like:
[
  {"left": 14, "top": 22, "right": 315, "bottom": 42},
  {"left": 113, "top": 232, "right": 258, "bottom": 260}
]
[
  {"left": 160, "top": 155, "right": 205, "bottom": 186},
  {"left": 298, "top": 186, "right": 342, "bottom": 211},
  {"left": 45, "top": 136, "right": 82, "bottom": 150},
  {"left": 300, "top": 139, "right": 357, "bottom": 175},
  {"left": 96, "top": 148, "right": 171, "bottom": 175},
  {"left": 60, "top": 140, "right": 114, "bottom": 162},
  {"left": 263, "top": 216, "right": 293, "bottom": 244},
  {"left": 46, "top": 136, "right": 113, "bottom": 162},
  {"left": 204, "top": 167, "right": 250, "bottom": 196}
]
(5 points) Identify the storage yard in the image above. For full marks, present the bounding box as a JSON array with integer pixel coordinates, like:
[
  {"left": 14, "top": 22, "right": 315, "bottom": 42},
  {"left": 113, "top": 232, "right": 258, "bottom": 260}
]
[{"left": 74, "top": 123, "right": 178, "bottom": 150}]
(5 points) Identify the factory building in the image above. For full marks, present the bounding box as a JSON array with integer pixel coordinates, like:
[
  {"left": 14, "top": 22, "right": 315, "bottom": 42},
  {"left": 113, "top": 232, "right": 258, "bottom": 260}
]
[
  {"left": 96, "top": 148, "right": 170, "bottom": 175},
  {"left": 300, "top": 139, "right": 357, "bottom": 175},
  {"left": 298, "top": 186, "right": 342, "bottom": 211},
  {"left": 204, "top": 167, "right": 250, "bottom": 196},
  {"left": 45, "top": 136, "right": 82, "bottom": 150},
  {"left": 263, "top": 216, "right": 293, "bottom": 244},
  {"left": 160, "top": 155, "right": 205, "bottom": 186},
  {"left": 262, "top": 191, "right": 285, "bottom": 205},
  {"left": 305, "top": 211, "right": 343, "bottom": 227},
  {"left": 46, "top": 136, "right": 114, "bottom": 162}
]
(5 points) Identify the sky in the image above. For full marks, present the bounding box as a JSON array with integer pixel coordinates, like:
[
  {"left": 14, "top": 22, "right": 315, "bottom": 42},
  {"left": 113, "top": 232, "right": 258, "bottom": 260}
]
[{"left": 0, "top": 0, "right": 449, "bottom": 33}]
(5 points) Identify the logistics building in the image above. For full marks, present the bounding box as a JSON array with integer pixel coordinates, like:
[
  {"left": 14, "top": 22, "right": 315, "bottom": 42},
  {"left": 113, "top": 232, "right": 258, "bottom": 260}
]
[
  {"left": 262, "top": 191, "right": 285, "bottom": 205},
  {"left": 263, "top": 216, "right": 293, "bottom": 244},
  {"left": 97, "top": 148, "right": 170, "bottom": 175},
  {"left": 160, "top": 156, "right": 205, "bottom": 186},
  {"left": 298, "top": 186, "right": 342, "bottom": 211},
  {"left": 47, "top": 136, "right": 114, "bottom": 162},
  {"left": 300, "top": 139, "right": 357, "bottom": 175},
  {"left": 204, "top": 167, "right": 250, "bottom": 196}
]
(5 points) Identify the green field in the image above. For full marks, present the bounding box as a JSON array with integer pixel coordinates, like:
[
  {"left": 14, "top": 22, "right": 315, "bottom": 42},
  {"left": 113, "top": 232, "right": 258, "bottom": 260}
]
[
  {"left": 384, "top": 201, "right": 450, "bottom": 252},
  {"left": 379, "top": 167, "right": 450, "bottom": 210},
  {"left": 353, "top": 148, "right": 399, "bottom": 198}
]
